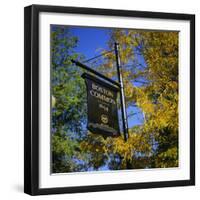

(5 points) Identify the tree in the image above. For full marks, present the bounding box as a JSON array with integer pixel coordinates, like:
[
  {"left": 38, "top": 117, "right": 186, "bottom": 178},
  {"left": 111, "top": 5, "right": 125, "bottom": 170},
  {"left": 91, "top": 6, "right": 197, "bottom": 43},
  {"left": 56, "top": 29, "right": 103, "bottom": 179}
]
[
  {"left": 80, "top": 29, "right": 179, "bottom": 169},
  {"left": 51, "top": 25, "right": 88, "bottom": 173},
  {"left": 51, "top": 26, "right": 179, "bottom": 172}
]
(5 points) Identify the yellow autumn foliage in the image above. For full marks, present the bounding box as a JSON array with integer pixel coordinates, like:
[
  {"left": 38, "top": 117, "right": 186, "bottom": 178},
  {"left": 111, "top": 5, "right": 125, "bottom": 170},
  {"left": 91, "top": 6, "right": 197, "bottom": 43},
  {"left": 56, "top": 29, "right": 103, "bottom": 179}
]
[{"left": 80, "top": 30, "right": 179, "bottom": 169}]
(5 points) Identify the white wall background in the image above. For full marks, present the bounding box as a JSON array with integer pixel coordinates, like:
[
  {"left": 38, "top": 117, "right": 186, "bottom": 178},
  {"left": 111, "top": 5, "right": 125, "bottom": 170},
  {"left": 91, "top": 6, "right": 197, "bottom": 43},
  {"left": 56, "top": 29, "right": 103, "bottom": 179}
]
[{"left": 0, "top": 0, "right": 199, "bottom": 199}]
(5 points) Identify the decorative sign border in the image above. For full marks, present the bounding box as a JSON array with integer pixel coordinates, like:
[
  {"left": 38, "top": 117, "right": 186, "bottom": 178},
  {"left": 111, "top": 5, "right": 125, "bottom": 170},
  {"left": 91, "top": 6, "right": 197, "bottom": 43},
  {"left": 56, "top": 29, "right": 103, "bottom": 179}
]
[{"left": 24, "top": 4, "right": 195, "bottom": 195}]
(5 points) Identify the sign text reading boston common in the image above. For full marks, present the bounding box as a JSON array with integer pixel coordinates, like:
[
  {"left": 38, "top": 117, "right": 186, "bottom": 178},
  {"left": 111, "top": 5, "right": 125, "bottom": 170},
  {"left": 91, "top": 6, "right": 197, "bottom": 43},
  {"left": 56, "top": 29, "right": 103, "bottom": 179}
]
[{"left": 82, "top": 73, "right": 120, "bottom": 137}]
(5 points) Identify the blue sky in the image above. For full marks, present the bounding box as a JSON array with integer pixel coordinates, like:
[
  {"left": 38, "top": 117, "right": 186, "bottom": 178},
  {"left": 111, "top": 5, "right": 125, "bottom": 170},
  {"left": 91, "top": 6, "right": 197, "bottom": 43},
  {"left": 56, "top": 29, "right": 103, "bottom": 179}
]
[
  {"left": 71, "top": 26, "right": 110, "bottom": 58},
  {"left": 69, "top": 26, "right": 144, "bottom": 128}
]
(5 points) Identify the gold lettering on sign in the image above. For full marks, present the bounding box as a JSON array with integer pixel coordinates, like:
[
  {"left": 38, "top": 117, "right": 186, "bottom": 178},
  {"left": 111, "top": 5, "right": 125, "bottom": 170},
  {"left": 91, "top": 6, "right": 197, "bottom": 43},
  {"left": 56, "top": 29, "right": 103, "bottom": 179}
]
[
  {"left": 92, "top": 83, "right": 114, "bottom": 98},
  {"left": 99, "top": 104, "right": 108, "bottom": 112},
  {"left": 89, "top": 83, "right": 116, "bottom": 105}
]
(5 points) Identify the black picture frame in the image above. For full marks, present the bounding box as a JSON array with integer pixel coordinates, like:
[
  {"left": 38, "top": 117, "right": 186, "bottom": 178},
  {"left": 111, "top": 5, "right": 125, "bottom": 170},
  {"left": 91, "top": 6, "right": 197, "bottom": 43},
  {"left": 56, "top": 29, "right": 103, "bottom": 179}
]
[{"left": 24, "top": 4, "right": 195, "bottom": 195}]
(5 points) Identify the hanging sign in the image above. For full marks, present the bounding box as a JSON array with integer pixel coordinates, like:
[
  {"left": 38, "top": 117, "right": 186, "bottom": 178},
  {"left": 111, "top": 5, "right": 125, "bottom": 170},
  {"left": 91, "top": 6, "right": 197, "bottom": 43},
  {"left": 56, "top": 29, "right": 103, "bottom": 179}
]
[{"left": 82, "top": 73, "right": 120, "bottom": 137}]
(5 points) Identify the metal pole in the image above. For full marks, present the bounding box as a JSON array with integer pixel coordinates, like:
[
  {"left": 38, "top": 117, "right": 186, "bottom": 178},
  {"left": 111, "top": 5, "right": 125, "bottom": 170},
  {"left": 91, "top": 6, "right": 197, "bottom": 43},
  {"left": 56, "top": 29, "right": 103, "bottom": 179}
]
[{"left": 114, "top": 42, "right": 129, "bottom": 142}]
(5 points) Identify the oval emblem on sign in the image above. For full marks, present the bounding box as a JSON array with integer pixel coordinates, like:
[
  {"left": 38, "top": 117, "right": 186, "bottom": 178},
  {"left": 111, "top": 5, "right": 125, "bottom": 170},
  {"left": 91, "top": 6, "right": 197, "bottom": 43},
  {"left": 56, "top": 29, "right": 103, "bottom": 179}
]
[{"left": 101, "top": 114, "right": 108, "bottom": 124}]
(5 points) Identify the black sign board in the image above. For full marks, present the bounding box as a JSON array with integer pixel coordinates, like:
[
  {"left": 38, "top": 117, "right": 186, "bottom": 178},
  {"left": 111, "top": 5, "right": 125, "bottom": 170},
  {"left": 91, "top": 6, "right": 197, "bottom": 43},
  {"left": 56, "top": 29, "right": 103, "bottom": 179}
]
[{"left": 82, "top": 73, "right": 120, "bottom": 137}]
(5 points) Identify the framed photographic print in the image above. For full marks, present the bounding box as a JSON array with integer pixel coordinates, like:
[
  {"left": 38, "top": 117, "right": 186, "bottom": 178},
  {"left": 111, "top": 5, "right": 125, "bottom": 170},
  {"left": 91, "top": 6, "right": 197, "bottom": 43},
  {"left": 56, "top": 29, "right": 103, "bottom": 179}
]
[{"left": 24, "top": 4, "right": 195, "bottom": 195}]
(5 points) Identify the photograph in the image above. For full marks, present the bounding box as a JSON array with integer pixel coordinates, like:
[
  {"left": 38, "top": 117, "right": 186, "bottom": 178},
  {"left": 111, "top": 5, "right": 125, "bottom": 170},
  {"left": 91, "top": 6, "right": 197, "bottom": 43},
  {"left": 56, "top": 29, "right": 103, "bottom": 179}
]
[
  {"left": 50, "top": 25, "right": 179, "bottom": 174},
  {"left": 24, "top": 5, "right": 195, "bottom": 195}
]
